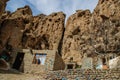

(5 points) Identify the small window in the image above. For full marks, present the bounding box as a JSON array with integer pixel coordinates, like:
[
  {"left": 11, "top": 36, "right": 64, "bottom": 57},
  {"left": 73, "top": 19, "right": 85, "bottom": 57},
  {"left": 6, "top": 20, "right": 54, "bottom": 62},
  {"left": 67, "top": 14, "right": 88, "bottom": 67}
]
[
  {"left": 32, "top": 53, "right": 47, "bottom": 65},
  {"left": 67, "top": 64, "right": 74, "bottom": 69},
  {"left": 110, "top": 56, "right": 113, "bottom": 60}
]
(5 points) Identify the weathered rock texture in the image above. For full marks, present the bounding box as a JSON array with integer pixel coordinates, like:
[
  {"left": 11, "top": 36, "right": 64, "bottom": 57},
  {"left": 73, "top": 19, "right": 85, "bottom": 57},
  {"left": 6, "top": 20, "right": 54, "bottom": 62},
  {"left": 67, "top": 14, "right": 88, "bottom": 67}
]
[
  {"left": 0, "top": 0, "right": 8, "bottom": 26},
  {"left": 62, "top": 10, "right": 92, "bottom": 65},
  {"left": 0, "top": 0, "right": 8, "bottom": 15},
  {"left": 91, "top": 0, "right": 120, "bottom": 52},
  {"left": 24, "top": 12, "right": 65, "bottom": 50},
  {"left": 62, "top": 0, "right": 120, "bottom": 65},
  {"left": 0, "top": 6, "right": 65, "bottom": 54},
  {"left": 0, "top": 0, "right": 120, "bottom": 65},
  {"left": 0, "top": 6, "right": 33, "bottom": 53}
]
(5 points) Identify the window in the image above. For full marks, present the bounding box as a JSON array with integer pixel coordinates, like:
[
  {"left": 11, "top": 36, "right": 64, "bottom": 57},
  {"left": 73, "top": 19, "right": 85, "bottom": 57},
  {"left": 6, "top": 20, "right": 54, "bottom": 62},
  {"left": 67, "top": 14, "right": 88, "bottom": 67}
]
[
  {"left": 32, "top": 53, "right": 47, "bottom": 65},
  {"left": 67, "top": 64, "right": 74, "bottom": 69},
  {"left": 110, "top": 56, "right": 113, "bottom": 60}
]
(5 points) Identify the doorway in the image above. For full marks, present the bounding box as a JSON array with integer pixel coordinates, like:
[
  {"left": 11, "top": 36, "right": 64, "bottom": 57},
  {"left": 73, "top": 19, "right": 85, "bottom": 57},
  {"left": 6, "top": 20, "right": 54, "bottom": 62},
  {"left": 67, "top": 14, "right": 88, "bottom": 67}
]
[
  {"left": 102, "top": 58, "right": 106, "bottom": 65},
  {"left": 67, "top": 64, "right": 74, "bottom": 69},
  {"left": 12, "top": 52, "right": 25, "bottom": 70}
]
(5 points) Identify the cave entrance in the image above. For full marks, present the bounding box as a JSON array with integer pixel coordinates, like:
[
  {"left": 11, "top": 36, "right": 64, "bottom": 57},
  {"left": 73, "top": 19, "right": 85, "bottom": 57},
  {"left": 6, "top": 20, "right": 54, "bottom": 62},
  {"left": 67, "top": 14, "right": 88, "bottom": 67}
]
[{"left": 12, "top": 52, "right": 25, "bottom": 70}]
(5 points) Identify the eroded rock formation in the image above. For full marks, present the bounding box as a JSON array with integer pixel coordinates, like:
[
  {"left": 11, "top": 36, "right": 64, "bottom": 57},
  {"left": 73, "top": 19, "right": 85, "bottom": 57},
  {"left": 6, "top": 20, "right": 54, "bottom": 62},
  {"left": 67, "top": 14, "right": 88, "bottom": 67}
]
[
  {"left": 62, "top": 10, "right": 92, "bottom": 65},
  {"left": 0, "top": 0, "right": 9, "bottom": 26},
  {"left": 0, "top": 0, "right": 8, "bottom": 15},
  {"left": 0, "top": 6, "right": 65, "bottom": 54},
  {"left": 24, "top": 12, "right": 65, "bottom": 50},
  {"left": 0, "top": 6, "right": 33, "bottom": 53},
  {"left": 62, "top": 0, "right": 120, "bottom": 65},
  {"left": 0, "top": 0, "right": 120, "bottom": 65},
  {"left": 91, "top": 0, "right": 120, "bottom": 52}
]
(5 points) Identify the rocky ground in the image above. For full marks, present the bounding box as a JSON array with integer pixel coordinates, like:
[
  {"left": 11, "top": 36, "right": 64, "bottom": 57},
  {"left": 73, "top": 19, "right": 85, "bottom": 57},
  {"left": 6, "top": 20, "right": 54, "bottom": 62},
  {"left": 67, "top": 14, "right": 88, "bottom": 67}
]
[
  {"left": 0, "top": 74, "right": 47, "bottom": 80},
  {"left": 0, "top": 0, "right": 120, "bottom": 65},
  {"left": 0, "top": 69, "right": 120, "bottom": 80}
]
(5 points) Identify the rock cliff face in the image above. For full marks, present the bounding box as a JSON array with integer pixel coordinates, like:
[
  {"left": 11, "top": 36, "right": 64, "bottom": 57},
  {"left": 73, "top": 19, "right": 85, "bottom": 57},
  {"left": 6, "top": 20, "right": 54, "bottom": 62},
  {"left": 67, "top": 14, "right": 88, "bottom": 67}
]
[
  {"left": 62, "top": 0, "right": 120, "bottom": 64},
  {"left": 24, "top": 12, "right": 65, "bottom": 50},
  {"left": 62, "top": 10, "right": 92, "bottom": 65},
  {"left": 0, "top": 6, "right": 65, "bottom": 53},
  {"left": 0, "top": 0, "right": 8, "bottom": 15},
  {"left": 0, "top": 0, "right": 120, "bottom": 65},
  {"left": 0, "top": 6, "right": 33, "bottom": 52},
  {"left": 91, "top": 0, "right": 120, "bottom": 52},
  {"left": 0, "top": 0, "right": 8, "bottom": 26}
]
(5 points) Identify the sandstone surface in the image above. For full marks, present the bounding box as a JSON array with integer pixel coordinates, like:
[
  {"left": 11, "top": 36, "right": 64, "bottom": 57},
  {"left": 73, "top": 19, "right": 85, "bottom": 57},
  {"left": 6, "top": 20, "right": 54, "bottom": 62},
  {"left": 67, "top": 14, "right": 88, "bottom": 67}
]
[
  {"left": 0, "top": 0, "right": 8, "bottom": 15},
  {"left": 62, "top": 0, "right": 120, "bottom": 65},
  {"left": 62, "top": 10, "right": 92, "bottom": 65},
  {"left": 0, "top": 6, "right": 33, "bottom": 53},
  {"left": 24, "top": 12, "right": 65, "bottom": 51},
  {"left": 90, "top": 0, "right": 120, "bottom": 53},
  {"left": 0, "top": 0, "right": 120, "bottom": 66},
  {"left": 0, "top": 6, "right": 66, "bottom": 55}
]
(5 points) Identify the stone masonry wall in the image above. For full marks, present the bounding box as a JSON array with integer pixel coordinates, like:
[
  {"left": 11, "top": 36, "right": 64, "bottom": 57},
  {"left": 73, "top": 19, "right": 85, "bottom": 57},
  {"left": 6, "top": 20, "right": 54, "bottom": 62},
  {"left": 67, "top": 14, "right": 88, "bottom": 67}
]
[
  {"left": 45, "top": 69, "right": 120, "bottom": 80},
  {"left": 23, "top": 50, "right": 59, "bottom": 73}
]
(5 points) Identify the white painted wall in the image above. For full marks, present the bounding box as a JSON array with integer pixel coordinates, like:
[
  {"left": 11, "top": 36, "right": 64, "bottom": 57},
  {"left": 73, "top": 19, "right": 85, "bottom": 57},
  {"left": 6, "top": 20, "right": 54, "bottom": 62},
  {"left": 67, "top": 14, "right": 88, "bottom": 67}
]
[{"left": 109, "top": 56, "right": 120, "bottom": 69}]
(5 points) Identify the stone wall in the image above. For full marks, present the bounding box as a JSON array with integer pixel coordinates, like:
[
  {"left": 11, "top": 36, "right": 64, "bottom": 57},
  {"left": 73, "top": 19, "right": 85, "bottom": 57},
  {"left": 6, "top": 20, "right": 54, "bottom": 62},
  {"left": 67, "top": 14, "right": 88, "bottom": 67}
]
[
  {"left": 109, "top": 56, "right": 120, "bottom": 69},
  {"left": 45, "top": 69, "right": 120, "bottom": 80},
  {"left": 21, "top": 49, "right": 64, "bottom": 73},
  {"left": 81, "top": 57, "right": 93, "bottom": 69},
  {"left": 23, "top": 50, "right": 54, "bottom": 73},
  {"left": 24, "top": 52, "right": 45, "bottom": 73}
]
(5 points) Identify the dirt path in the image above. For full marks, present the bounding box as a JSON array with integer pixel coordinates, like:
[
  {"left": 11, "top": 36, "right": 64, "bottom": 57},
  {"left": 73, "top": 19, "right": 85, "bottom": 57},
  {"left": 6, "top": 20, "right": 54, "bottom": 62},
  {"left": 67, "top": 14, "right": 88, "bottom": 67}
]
[
  {"left": 0, "top": 73, "right": 46, "bottom": 80},
  {"left": 0, "top": 69, "right": 46, "bottom": 80}
]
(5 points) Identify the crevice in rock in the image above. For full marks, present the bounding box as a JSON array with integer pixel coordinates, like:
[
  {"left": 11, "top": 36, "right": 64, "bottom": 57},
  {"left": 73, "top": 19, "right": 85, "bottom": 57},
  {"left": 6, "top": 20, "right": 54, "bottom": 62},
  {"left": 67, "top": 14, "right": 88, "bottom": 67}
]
[{"left": 58, "top": 27, "right": 65, "bottom": 56}]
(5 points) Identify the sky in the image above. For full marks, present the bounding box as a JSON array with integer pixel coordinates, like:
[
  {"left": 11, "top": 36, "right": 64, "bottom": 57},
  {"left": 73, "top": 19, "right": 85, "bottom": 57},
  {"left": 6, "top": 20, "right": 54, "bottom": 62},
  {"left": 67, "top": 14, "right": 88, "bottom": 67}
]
[{"left": 6, "top": 0, "right": 99, "bottom": 18}]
